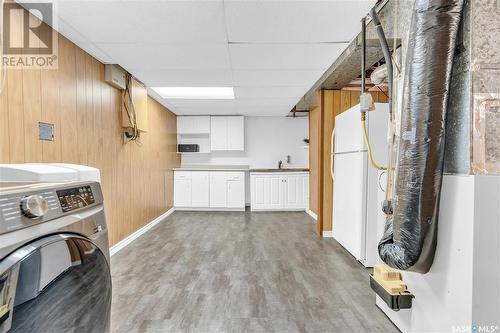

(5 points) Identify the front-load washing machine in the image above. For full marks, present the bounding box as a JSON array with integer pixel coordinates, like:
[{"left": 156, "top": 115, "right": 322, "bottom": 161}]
[{"left": 0, "top": 180, "right": 111, "bottom": 333}]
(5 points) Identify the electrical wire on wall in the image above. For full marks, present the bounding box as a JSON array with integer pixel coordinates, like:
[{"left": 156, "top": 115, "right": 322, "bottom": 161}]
[
  {"left": 122, "top": 73, "right": 141, "bottom": 144},
  {"left": 0, "top": 0, "right": 7, "bottom": 95}
]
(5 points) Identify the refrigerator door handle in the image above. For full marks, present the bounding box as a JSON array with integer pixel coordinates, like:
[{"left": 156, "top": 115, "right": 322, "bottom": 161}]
[{"left": 330, "top": 128, "right": 336, "bottom": 181}]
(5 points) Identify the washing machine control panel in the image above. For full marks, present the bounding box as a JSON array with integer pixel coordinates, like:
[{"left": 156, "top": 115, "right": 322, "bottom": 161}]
[{"left": 56, "top": 185, "right": 95, "bottom": 213}]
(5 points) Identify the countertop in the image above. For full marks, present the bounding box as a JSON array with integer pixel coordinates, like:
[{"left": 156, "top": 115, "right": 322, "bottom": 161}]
[
  {"left": 249, "top": 168, "right": 309, "bottom": 173},
  {"left": 173, "top": 166, "right": 309, "bottom": 173},
  {"left": 173, "top": 165, "right": 249, "bottom": 172}
]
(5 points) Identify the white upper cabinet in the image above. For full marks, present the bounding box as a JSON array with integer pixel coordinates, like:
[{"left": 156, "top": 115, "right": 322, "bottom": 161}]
[
  {"left": 177, "top": 116, "right": 210, "bottom": 134},
  {"left": 210, "top": 116, "right": 244, "bottom": 151},
  {"left": 210, "top": 117, "right": 227, "bottom": 151},
  {"left": 227, "top": 116, "right": 245, "bottom": 151}
]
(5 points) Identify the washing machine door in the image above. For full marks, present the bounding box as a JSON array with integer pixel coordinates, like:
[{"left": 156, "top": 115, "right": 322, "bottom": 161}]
[{"left": 0, "top": 234, "right": 111, "bottom": 333}]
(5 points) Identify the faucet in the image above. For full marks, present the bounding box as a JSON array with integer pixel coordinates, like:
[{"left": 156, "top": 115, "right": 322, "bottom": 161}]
[{"left": 278, "top": 160, "right": 283, "bottom": 169}]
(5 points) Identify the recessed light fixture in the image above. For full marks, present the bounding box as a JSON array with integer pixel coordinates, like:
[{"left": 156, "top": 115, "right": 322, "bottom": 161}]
[{"left": 151, "top": 87, "right": 235, "bottom": 99}]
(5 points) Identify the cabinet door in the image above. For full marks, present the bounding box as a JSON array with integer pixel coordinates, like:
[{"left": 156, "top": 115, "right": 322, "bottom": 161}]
[
  {"left": 191, "top": 172, "right": 209, "bottom": 207},
  {"left": 209, "top": 172, "right": 227, "bottom": 208},
  {"left": 284, "top": 175, "right": 304, "bottom": 209},
  {"left": 268, "top": 175, "right": 285, "bottom": 209},
  {"left": 177, "top": 116, "right": 192, "bottom": 134},
  {"left": 302, "top": 174, "right": 310, "bottom": 209},
  {"left": 226, "top": 172, "right": 245, "bottom": 208},
  {"left": 210, "top": 117, "right": 227, "bottom": 151},
  {"left": 251, "top": 175, "right": 268, "bottom": 209},
  {"left": 227, "top": 116, "right": 244, "bottom": 151},
  {"left": 174, "top": 178, "right": 192, "bottom": 207},
  {"left": 195, "top": 116, "right": 210, "bottom": 134}
]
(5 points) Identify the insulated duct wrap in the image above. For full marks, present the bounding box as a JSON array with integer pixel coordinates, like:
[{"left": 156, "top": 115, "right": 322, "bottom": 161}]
[{"left": 378, "top": 0, "right": 464, "bottom": 273}]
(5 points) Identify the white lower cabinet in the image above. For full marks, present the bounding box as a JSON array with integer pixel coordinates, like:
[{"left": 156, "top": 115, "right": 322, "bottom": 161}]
[
  {"left": 174, "top": 170, "right": 245, "bottom": 211},
  {"left": 226, "top": 173, "right": 245, "bottom": 208},
  {"left": 174, "top": 172, "right": 192, "bottom": 207},
  {"left": 191, "top": 172, "right": 209, "bottom": 207},
  {"left": 209, "top": 172, "right": 228, "bottom": 208},
  {"left": 250, "top": 172, "right": 309, "bottom": 211}
]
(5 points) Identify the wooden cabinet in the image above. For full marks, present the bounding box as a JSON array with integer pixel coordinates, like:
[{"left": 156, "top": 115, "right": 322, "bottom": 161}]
[
  {"left": 174, "top": 170, "right": 245, "bottom": 211},
  {"left": 250, "top": 172, "right": 309, "bottom": 211},
  {"left": 210, "top": 116, "right": 244, "bottom": 151}
]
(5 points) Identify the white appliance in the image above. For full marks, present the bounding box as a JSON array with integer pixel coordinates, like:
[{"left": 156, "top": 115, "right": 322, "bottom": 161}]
[
  {"left": 0, "top": 163, "right": 111, "bottom": 333},
  {"left": 0, "top": 163, "right": 100, "bottom": 182},
  {"left": 332, "top": 103, "right": 389, "bottom": 267}
]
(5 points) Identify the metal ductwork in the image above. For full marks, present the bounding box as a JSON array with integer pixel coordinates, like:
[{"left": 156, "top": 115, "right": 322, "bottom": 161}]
[
  {"left": 378, "top": 0, "right": 465, "bottom": 273},
  {"left": 370, "top": 64, "right": 388, "bottom": 86}
]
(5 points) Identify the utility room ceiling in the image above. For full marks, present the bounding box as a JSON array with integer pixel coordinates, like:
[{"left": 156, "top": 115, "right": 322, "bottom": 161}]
[{"left": 46, "top": 0, "right": 375, "bottom": 116}]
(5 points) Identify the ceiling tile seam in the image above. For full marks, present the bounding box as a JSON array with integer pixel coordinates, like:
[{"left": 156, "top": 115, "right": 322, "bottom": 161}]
[
  {"left": 221, "top": 0, "right": 237, "bottom": 110},
  {"left": 56, "top": 16, "right": 116, "bottom": 64}
]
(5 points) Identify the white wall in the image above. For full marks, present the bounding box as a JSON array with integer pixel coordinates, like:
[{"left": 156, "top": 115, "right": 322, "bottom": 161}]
[
  {"left": 376, "top": 175, "right": 500, "bottom": 333},
  {"left": 181, "top": 116, "right": 309, "bottom": 169}
]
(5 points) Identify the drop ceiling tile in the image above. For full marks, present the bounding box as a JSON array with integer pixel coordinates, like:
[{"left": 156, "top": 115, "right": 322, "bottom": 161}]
[
  {"left": 166, "top": 99, "right": 236, "bottom": 109},
  {"left": 235, "top": 105, "right": 295, "bottom": 116},
  {"left": 96, "top": 43, "right": 231, "bottom": 71},
  {"left": 57, "top": 0, "right": 227, "bottom": 44},
  {"left": 225, "top": 0, "right": 375, "bottom": 43},
  {"left": 76, "top": 43, "right": 115, "bottom": 64},
  {"left": 233, "top": 69, "right": 325, "bottom": 87},
  {"left": 56, "top": 18, "right": 89, "bottom": 44},
  {"left": 234, "top": 86, "right": 308, "bottom": 100},
  {"left": 133, "top": 69, "right": 234, "bottom": 87},
  {"left": 229, "top": 43, "right": 347, "bottom": 70},
  {"left": 235, "top": 98, "right": 298, "bottom": 115}
]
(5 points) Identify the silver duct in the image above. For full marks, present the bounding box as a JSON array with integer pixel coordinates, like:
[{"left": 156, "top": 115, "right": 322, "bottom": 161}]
[
  {"left": 370, "top": 64, "right": 388, "bottom": 86},
  {"left": 378, "top": 0, "right": 465, "bottom": 273}
]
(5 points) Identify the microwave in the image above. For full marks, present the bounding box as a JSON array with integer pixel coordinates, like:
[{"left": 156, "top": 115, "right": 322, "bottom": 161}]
[{"left": 178, "top": 144, "right": 199, "bottom": 152}]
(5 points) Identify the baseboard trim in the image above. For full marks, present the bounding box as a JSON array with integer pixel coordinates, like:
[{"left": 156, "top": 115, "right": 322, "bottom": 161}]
[
  {"left": 175, "top": 207, "right": 245, "bottom": 212},
  {"left": 322, "top": 231, "right": 333, "bottom": 238},
  {"left": 110, "top": 207, "right": 175, "bottom": 256},
  {"left": 306, "top": 209, "right": 317, "bottom": 220}
]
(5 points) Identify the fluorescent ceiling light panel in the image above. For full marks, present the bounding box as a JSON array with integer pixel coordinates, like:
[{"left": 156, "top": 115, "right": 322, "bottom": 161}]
[{"left": 151, "top": 87, "right": 234, "bottom": 99}]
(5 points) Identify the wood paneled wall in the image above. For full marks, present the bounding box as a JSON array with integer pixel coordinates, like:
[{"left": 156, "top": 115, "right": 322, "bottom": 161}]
[
  {"left": 309, "top": 90, "right": 388, "bottom": 235},
  {"left": 0, "top": 11, "right": 180, "bottom": 246}
]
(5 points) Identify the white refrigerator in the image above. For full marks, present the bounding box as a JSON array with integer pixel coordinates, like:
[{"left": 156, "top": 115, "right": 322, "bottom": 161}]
[{"left": 332, "top": 103, "right": 389, "bottom": 267}]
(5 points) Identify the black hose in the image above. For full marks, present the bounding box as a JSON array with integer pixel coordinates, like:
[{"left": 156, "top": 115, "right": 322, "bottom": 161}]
[{"left": 370, "top": 8, "right": 393, "bottom": 121}]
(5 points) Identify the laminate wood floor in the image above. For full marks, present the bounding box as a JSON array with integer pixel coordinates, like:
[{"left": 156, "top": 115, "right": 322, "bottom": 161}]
[{"left": 110, "top": 211, "right": 398, "bottom": 333}]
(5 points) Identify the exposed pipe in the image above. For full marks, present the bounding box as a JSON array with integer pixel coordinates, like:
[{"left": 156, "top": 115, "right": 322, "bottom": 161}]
[
  {"left": 361, "top": 17, "right": 366, "bottom": 94},
  {"left": 370, "top": 8, "right": 393, "bottom": 121},
  {"left": 378, "top": 0, "right": 465, "bottom": 273},
  {"left": 360, "top": 15, "right": 386, "bottom": 171}
]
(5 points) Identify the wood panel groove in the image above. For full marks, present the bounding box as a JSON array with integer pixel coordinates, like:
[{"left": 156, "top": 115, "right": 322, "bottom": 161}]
[{"left": 0, "top": 8, "right": 180, "bottom": 246}]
